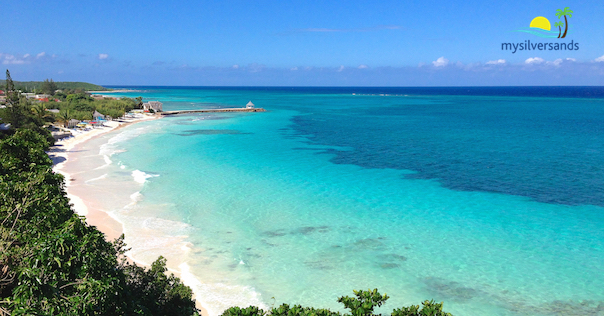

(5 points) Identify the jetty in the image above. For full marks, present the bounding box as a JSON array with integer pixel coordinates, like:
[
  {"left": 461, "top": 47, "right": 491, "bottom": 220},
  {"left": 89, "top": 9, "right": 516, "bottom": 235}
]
[{"left": 159, "top": 107, "right": 266, "bottom": 116}]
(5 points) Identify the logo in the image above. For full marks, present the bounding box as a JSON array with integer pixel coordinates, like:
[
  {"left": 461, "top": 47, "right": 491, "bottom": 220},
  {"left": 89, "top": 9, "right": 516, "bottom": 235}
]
[
  {"left": 514, "top": 7, "right": 573, "bottom": 38},
  {"left": 501, "top": 7, "right": 578, "bottom": 53}
]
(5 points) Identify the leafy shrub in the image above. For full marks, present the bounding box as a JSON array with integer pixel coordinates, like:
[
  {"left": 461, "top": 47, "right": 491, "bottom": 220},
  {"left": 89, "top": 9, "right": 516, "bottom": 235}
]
[{"left": 221, "top": 289, "right": 452, "bottom": 316}]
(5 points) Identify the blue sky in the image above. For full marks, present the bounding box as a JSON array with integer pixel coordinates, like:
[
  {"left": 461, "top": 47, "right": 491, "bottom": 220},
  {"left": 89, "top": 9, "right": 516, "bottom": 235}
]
[{"left": 3, "top": 0, "right": 604, "bottom": 86}]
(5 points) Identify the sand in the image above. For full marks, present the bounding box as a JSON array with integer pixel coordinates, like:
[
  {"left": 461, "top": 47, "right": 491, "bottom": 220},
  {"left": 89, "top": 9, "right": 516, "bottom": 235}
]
[
  {"left": 50, "top": 114, "right": 159, "bottom": 240},
  {"left": 49, "top": 114, "right": 211, "bottom": 315}
]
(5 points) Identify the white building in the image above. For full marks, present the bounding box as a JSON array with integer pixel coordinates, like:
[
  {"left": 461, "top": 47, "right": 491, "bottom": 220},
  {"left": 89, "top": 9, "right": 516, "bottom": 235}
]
[
  {"left": 143, "top": 101, "right": 163, "bottom": 112},
  {"left": 246, "top": 101, "right": 255, "bottom": 109}
]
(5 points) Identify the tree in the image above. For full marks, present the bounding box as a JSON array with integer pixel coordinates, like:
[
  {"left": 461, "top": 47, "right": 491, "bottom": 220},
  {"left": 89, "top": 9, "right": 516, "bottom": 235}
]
[
  {"left": 31, "top": 103, "right": 53, "bottom": 123},
  {"left": 135, "top": 96, "right": 143, "bottom": 109},
  {"left": 555, "top": 7, "right": 573, "bottom": 39},
  {"left": 56, "top": 109, "right": 71, "bottom": 127},
  {"left": 41, "top": 78, "right": 58, "bottom": 96},
  {"left": 0, "top": 130, "right": 199, "bottom": 315},
  {"left": 1, "top": 70, "right": 33, "bottom": 130},
  {"left": 4, "top": 70, "right": 18, "bottom": 107},
  {"left": 554, "top": 21, "right": 563, "bottom": 38},
  {"left": 391, "top": 301, "right": 452, "bottom": 316},
  {"left": 338, "top": 289, "right": 389, "bottom": 316},
  {"left": 221, "top": 289, "right": 453, "bottom": 316}
]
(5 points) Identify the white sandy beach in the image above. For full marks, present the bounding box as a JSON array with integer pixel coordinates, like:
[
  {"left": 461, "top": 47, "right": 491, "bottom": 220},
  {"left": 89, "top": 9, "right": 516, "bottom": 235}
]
[
  {"left": 50, "top": 114, "right": 159, "bottom": 239},
  {"left": 49, "top": 113, "right": 210, "bottom": 316}
]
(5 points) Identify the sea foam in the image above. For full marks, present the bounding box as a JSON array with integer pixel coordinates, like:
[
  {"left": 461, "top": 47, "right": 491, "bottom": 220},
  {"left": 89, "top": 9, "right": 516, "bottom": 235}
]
[
  {"left": 178, "top": 262, "right": 268, "bottom": 316},
  {"left": 131, "top": 170, "right": 159, "bottom": 184}
]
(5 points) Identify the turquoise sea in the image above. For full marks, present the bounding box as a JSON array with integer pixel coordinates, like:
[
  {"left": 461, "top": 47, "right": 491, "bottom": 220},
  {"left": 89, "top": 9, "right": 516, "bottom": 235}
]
[{"left": 65, "top": 87, "right": 604, "bottom": 316}]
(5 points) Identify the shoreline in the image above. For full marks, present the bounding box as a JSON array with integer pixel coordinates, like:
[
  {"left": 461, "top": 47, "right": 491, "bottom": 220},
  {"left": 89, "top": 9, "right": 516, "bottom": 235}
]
[
  {"left": 49, "top": 114, "right": 210, "bottom": 316},
  {"left": 50, "top": 114, "right": 159, "bottom": 240},
  {"left": 88, "top": 89, "right": 142, "bottom": 93}
]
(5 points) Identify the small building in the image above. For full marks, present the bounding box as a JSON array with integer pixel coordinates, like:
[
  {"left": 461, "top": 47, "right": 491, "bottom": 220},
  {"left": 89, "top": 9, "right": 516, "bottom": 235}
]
[
  {"left": 67, "top": 119, "right": 81, "bottom": 128},
  {"left": 93, "top": 110, "right": 105, "bottom": 121},
  {"left": 143, "top": 101, "right": 163, "bottom": 113},
  {"left": 246, "top": 101, "right": 255, "bottom": 109}
]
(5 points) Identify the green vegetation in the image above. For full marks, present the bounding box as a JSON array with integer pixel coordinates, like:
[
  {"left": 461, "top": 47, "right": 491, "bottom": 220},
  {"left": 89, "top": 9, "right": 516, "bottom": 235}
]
[
  {"left": 0, "top": 70, "right": 55, "bottom": 145},
  {"left": 0, "top": 129, "right": 199, "bottom": 315},
  {"left": 222, "top": 289, "right": 452, "bottom": 316},
  {"left": 0, "top": 70, "right": 199, "bottom": 315},
  {"left": 46, "top": 93, "right": 139, "bottom": 121},
  {"left": 1, "top": 70, "right": 139, "bottom": 125},
  {"left": 40, "top": 78, "right": 58, "bottom": 96},
  {"left": 0, "top": 79, "right": 110, "bottom": 93}
]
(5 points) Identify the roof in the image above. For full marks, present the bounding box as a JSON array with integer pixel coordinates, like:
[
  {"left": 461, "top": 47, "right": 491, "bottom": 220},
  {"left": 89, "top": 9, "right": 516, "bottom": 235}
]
[
  {"left": 93, "top": 110, "right": 105, "bottom": 118},
  {"left": 246, "top": 101, "right": 254, "bottom": 106}
]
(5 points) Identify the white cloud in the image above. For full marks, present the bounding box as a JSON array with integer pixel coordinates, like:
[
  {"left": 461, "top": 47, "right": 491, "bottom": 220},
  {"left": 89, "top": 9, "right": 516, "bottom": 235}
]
[
  {"left": 290, "top": 67, "right": 298, "bottom": 71},
  {"left": 98, "top": 53, "right": 109, "bottom": 60},
  {"left": 486, "top": 59, "right": 506, "bottom": 65},
  {"left": 232, "top": 64, "right": 239, "bottom": 69},
  {"left": 595, "top": 55, "right": 604, "bottom": 62},
  {"left": 358, "top": 64, "right": 369, "bottom": 69},
  {"left": 36, "top": 52, "right": 46, "bottom": 58},
  {"left": 549, "top": 58, "right": 563, "bottom": 66},
  {"left": 525, "top": 57, "right": 545, "bottom": 64},
  {"left": 566, "top": 58, "right": 576, "bottom": 62},
  {"left": 1, "top": 54, "right": 26, "bottom": 65},
  {"left": 23, "top": 54, "right": 30, "bottom": 58},
  {"left": 432, "top": 57, "right": 449, "bottom": 67},
  {"left": 337, "top": 65, "right": 345, "bottom": 72}
]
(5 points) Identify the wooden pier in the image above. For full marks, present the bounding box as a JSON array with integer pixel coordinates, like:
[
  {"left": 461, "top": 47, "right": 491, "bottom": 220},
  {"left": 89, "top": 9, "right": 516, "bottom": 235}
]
[{"left": 159, "top": 107, "right": 266, "bottom": 116}]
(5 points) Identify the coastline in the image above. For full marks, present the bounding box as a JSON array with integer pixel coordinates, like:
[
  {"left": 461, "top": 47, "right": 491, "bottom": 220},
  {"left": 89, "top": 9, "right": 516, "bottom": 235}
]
[
  {"left": 50, "top": 114, "right": 159, "bottom": 240},
  {"left": 49, "top": 114, "right": 209, "bottom": 316}
]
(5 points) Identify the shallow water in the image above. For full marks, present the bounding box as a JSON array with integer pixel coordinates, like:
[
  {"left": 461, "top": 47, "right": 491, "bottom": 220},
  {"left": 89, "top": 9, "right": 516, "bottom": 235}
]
[{"left": 66, "top": 87, "right": 604, "bottom": 316}]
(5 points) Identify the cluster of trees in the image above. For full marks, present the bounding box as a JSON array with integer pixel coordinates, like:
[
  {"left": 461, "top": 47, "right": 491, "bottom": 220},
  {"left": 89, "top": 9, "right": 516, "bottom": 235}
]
[
  {"left": 0, "top": 70, "right": 199, "bottom": 315},
  {"left": 46, "top": 94, "right": 142, "bottom": 123},
  {"left": 222, "top": 289, "right": 453, "bottom": 316},
  {"left": 0, "top": 79, "right": 109, "bottom": 94},
  {"left": 0, "top": 70, "right": 143, "bottom": 127}
]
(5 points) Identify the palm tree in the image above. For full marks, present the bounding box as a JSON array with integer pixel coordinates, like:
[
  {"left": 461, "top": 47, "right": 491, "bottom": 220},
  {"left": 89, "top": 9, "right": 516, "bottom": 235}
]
[
  {"left": 554, "top": 21, "right": 564, "bottom": 38},
  {"left": 56, "top": 109, "right": 71, "bottom": 128},
  {"left": 30, "top": 103, "right": 53, "bottom": 123},
  {"left": 555, "top": 7, "right": 573, "bottom": 39}
]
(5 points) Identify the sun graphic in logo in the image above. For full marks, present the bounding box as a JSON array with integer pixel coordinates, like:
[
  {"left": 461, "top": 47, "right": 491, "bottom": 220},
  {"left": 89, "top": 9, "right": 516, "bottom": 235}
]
[
  {"left": 529, "top": 17, "right": 551, "bottom": 30},
  {"left": 515, "top": 7, "right": 573, "bottom": 38}
]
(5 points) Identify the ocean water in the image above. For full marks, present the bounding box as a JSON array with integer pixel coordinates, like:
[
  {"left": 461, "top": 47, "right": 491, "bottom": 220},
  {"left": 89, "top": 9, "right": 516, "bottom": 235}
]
[{"left": 66, "top": 87, "right": 604, "bottom": 316}]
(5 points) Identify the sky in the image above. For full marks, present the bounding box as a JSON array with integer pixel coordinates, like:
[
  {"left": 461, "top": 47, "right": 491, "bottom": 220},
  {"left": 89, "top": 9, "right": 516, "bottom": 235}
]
[{"left": 2, "top": 0, "right": 604, "bottom": 86}]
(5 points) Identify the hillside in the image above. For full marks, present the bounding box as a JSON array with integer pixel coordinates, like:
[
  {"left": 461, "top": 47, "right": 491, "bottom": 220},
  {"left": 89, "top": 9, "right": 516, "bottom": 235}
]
[{"left": 0, "top": 80, "right": 110, "bottom": 92}]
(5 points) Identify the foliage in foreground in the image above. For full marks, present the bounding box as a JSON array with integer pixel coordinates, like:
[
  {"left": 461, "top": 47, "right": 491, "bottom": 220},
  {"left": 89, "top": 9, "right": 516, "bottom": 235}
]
[
  {"left": 0, "top": 128, "right": 199, "bottom": 315},
  {"left": 222, "top": 289, "right": 452, "bottom": 316}
]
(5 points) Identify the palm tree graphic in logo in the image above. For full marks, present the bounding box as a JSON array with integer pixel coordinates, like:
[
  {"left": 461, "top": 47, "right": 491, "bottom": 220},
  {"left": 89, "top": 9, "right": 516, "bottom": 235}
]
[
  {"left": 554, "top": 21, "right": 564, "bottom": 38},
  {"left": 515, "top": 7, "right": 573, "bottom": 38},
  {"left": 555, "top": 7, "right": 573, "bottom": 38}
]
